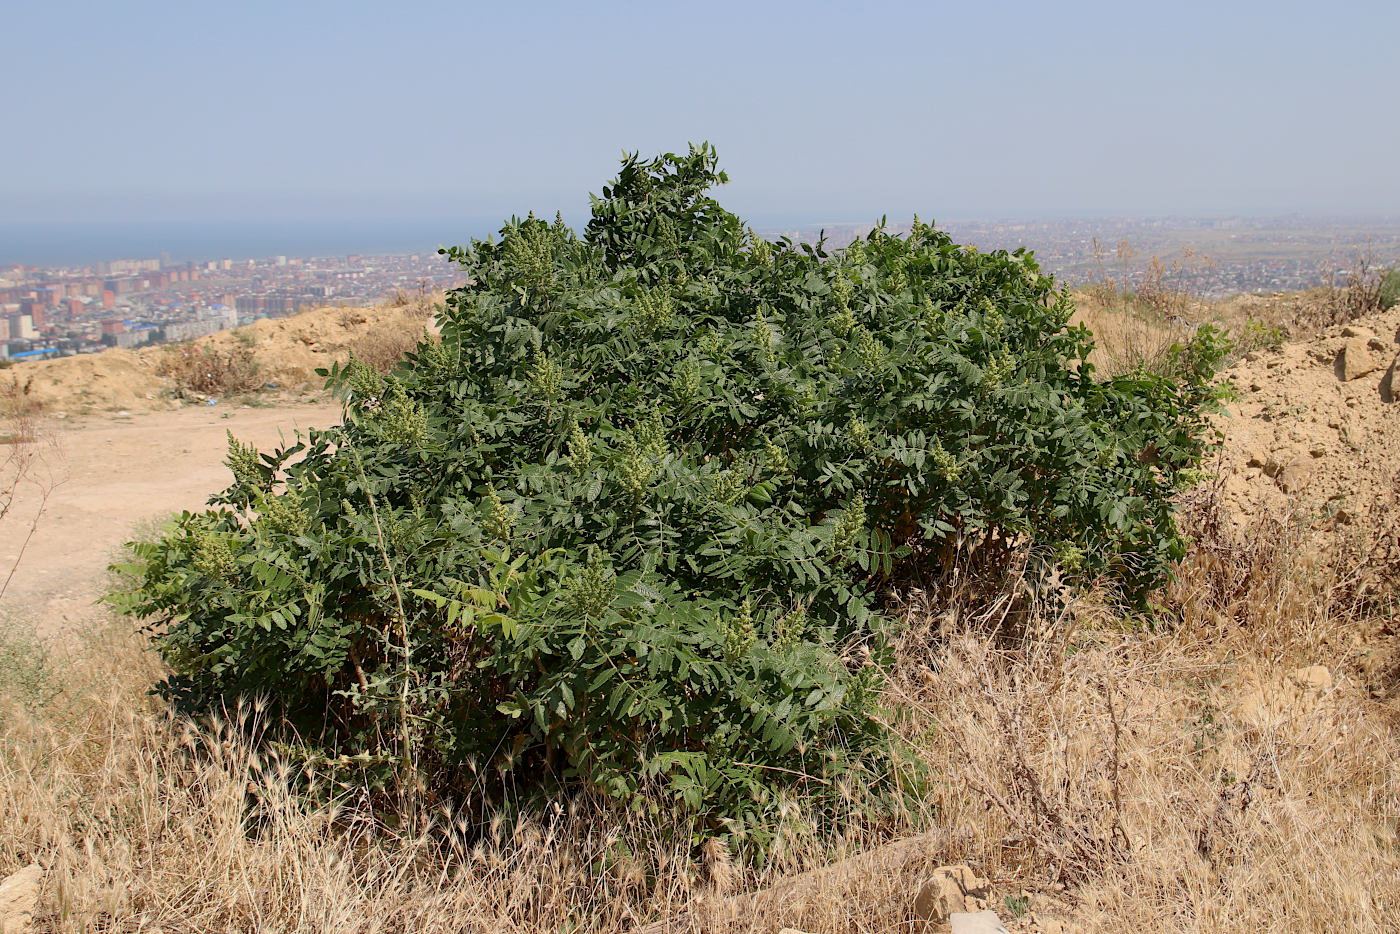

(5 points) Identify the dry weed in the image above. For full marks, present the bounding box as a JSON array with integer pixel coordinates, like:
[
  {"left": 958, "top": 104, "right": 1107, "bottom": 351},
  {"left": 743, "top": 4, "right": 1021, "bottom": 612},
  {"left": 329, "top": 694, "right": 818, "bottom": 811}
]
[
  {"left": 0, "top": 376, "right": 64, "bottom": 603},
  {"left": 386, "top": 283, "right": 440, "bottom": 321},
  {"left": 349, "top": 326, "right": 429, "bottom": 376},
  {"left": 880, "top": 488, "right": 1400, "bottom": 933},
  {"left": 156, "top": 337, "right": 262, "bottom": 398}
]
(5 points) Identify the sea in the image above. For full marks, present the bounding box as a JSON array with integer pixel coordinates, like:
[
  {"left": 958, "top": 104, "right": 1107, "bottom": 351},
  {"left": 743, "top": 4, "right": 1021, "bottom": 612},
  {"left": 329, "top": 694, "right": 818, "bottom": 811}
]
[{"left": 0, "top": 218, "right": 507, "bottom": 268}]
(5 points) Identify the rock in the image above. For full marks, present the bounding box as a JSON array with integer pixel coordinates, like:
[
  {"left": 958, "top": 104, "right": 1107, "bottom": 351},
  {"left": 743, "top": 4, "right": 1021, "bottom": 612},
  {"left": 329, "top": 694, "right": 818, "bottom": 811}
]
[
  {"left": 1289, "top": 665, "right": 1333, "bottom": 692},
  {"left": 914, "top": 873, "right": 966, "bottom": 922},
  {"left": 1278, "top": 461, "right": 1314, "bottom": 494},
  {"left": 0, "top": 863, "right": 42, "bottom": 933},
  {"left": 941, "top": 865, "right": 991, "bottom": 899},
  {"left": 914, "top": 865, "right": 991, "bottom": 924},
  {"left": 1335, "top": 339, "right": 1379, "bottom": 381},
  {"left": 950, "top": 910, "right": 1012, "bottom": 934},
  {"left": 1341, "top": 325, "right": 1375, "bottom": 339}
]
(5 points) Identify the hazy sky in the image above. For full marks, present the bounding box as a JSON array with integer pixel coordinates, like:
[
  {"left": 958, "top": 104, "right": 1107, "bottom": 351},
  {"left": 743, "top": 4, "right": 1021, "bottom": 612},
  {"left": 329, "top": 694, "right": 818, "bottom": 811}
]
[{"left": 5, "top": 0, "right": 1399, "bottom": 226}]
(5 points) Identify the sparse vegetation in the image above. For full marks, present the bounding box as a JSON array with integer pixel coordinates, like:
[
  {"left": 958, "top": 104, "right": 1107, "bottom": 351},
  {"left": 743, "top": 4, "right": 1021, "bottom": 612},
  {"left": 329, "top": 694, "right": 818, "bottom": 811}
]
[
  {"left": 1380, "top": 267, "right": 1400, "bottom": 311},
  {"left": 1325, "top": 241, "right": 1400, "bottom": 322},
  {"left": 1, "top": 374, "right": 63, "bottom": 603},
  {"left": 349, "top": 324, "right": 432, "bottom": 375},
  {"left": 156, "top": 333, "right": 263, "bottom": 397}
]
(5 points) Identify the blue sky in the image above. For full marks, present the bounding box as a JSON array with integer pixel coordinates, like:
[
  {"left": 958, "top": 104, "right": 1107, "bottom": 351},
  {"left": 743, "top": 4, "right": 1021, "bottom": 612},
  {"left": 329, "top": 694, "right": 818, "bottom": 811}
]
[{"left": 4, "top": 0, "right": 1398, "bottom": 225}]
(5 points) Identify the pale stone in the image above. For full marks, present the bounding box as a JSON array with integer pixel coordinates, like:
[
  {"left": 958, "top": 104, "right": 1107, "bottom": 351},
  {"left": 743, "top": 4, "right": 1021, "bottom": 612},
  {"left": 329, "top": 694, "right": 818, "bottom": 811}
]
[
  {"left": 913, "top": 873, "right": 966, "bottom": 922},
  {"left": 1335, "top": 339, "right": 1379, "bottom": 381},
  {"left": 950, "top": 910, "right": 1012, "bottom": 934},
  {"left": 1278, "top": 461, "right": 1314, "bottom": 494},
  {"left": 938, "top": 864, "right": 991, "bottom": 899},
  {"left": 0, "top": 863, "right": 41, "bottom": 934},
  {"left": 1290, "top": 665, "right": 1333, "bottom": 692},
  {"left": 914, "top": 864, "right": 991, "bottom": 925}
]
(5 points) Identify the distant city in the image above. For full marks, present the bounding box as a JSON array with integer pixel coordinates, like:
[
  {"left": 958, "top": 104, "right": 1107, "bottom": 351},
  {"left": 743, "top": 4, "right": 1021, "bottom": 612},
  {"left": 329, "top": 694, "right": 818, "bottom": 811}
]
[
  {"left": 0, "top": 251, "right": 466, "bottom": 362},
  {"left": 769, "top": 215, "right": 1400, "bottom": 299},
  {"left": 4, "top": 216, "right": 1399, "bottom": 364}
]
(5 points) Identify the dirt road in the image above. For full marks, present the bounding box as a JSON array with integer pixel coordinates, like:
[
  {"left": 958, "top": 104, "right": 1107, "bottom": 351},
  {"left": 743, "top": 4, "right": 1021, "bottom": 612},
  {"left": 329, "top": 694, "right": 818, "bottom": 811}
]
[{"left": 1, "top": 401, "right": 343, "bottom": 638}]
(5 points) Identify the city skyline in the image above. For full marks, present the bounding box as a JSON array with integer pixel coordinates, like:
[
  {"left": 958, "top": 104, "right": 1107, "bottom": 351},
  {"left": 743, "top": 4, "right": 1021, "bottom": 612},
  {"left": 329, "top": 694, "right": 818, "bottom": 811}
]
[{"left": 5, "top": 209, "right": 1398, "bottom": 364}]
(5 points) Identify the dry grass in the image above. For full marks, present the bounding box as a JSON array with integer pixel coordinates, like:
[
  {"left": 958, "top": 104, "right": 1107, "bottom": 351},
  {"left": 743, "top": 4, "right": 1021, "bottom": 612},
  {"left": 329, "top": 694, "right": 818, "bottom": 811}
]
[
  {"left": 1, "top": 375, "right": 64, "bottom": 603},
  {"left": 1070, "top": 294, "right": 1195, "bottom": 376},
  {"left": 155, "top": 335, "right": 263, "bottom": 398},
  {"left": 883, "top": 481, "right": 1400, "bottom": 932},
  {"left": 338, "top": 290, "right": 439, "bottom": 375},
  {"left": 1070, "top": 236, "right": 1382, "bottom": 378},
  {"left": 3, "top": 478, "right": 1399, "bottom": 928},
  {"left": 5, "top": 495, "right": 1398, "bottom": 932}
]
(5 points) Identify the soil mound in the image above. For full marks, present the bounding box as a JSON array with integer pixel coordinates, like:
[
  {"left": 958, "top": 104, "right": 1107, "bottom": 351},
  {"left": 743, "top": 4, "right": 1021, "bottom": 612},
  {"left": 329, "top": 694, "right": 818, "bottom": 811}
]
[
  {"left": 7, "top": 298, "right": 437, "bottom": 414},
  {"left": 1215, "top": 300, "right": 1400, "bottom": 526}
]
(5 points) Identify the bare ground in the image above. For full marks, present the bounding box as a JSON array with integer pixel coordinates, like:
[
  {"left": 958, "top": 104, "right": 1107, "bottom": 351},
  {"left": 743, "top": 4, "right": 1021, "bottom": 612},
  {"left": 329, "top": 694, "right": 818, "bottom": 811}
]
[{"left": 0, "top": 401, "right": 341, "bottom": 636}]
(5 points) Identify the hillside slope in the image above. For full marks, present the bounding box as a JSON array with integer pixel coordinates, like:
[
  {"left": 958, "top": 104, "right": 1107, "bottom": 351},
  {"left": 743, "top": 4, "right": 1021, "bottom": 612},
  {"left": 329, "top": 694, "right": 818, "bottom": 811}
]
[
  {"left": 6, "top": 296, "right": 436, "bottom": 414},
  {"left": 3, "top": 293, "right": 1399, "bottom": 934},
  {"left": 1215, "top": 300, "right": 1400, "bottom": 528}
]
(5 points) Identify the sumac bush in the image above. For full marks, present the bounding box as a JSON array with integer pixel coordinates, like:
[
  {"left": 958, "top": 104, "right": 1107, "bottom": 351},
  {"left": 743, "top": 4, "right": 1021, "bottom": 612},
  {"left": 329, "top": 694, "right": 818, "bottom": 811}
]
[{"left": 115, "top": 145, "right": 1225, "bottom": 840}]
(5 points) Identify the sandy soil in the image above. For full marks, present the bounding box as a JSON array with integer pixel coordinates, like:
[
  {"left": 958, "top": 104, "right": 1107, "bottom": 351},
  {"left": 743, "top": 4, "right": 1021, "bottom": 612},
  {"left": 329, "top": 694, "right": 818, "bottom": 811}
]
[
  {"left": 11, "top": 298, "right": 435, "bottom": 415},
  {"left": 1, "top": 401, "right": 342, "bottom": 637},
  {"left": 1215, "top": 302, "right": 1400, "bottom": 525}
]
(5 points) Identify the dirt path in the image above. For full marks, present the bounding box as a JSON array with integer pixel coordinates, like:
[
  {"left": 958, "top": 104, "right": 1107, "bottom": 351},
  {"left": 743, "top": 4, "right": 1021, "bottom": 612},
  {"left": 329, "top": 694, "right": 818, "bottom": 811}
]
[{"left": 1, "top": 400, "right": 343, "bottom": 638}]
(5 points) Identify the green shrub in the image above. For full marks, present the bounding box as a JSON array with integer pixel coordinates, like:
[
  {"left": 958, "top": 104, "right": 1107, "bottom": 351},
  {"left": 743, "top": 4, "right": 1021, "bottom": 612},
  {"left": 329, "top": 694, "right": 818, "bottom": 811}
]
[
  {"left": 1380, "top": 267, "right": 1400, "bottom": 311},
  {"left": 113, "top": 144, "right": 1226, "bottom": 841}
]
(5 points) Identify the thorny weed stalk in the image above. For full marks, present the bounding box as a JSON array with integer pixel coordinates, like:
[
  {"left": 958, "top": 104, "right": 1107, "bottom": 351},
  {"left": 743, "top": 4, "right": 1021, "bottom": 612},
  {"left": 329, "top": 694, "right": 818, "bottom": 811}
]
[
  {"left": 0, "top": 374, "right": 65, "bottom": 604},
  {"left": 346, "top": 437, "right": 419, "bottom": 823},
  {"left": 1323, "top": 239, "right": 1400, "bottom": 322}
]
